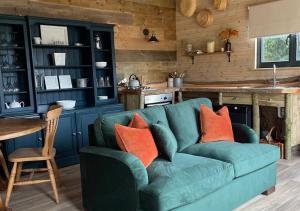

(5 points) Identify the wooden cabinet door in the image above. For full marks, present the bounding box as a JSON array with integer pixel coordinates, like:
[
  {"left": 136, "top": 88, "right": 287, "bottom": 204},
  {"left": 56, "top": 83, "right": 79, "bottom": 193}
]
[{"left": 53, "top": 112, "right": 78, "bottom": 167}]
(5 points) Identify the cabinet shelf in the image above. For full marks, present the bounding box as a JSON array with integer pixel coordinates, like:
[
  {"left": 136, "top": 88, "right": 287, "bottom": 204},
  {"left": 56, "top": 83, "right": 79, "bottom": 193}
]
[
  {"left": 34, "top": 65, "right": 92, "bottom": 69},
  {"left": 4, "top": 91, "right": 28, "bottom": 95},
  {"left": 1, "top": 68, "right": 26, "bottom": 72},
  {"left": 95, "top": 67, "right": 112, "bottom": 70},
  {"left": 0, "top": 45, "right": 24, "bottom": 50},
  {"left": 32, "top": 44, "right": 91, "bottom": 49},
  {"left": 36, "top": 87, "right": 93, "bottom": 93},
  {"left": 95, "top": 48, "right": 111, "bottom": 52},
  {"left": 97, "top": 86, "right": 113, "bottom": 88}
]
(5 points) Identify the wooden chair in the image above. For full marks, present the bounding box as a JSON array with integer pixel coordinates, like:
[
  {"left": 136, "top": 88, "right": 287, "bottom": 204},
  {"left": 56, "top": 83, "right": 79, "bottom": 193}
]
[{"left": 5, "top": 105, "right": 63, "bottom": 207}]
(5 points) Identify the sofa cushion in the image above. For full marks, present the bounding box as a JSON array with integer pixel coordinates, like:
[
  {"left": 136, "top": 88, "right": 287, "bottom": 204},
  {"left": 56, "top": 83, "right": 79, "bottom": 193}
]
[
  {"left": 95, "top": 106, "right": 168, "bottom": 148},
  {"left": 200, "top": 105, "right": 234, "bottom": 143},
  {"left": 164, "top": 98, "right": 212, "bottom": 152},
  {"left": 140, "top": 153, "right": 234, "bottom": 211},
  {"left": 151, "top": 121, "right": 178, "bottom": 161},
  {"left": 115, "top": 124, "right": 158, "bottom": 167},
  {"left": 128, "top": 113, "right": 148, "bottom": 128},
  {"left": 182, "top": 141, "right": 280, "bottom": 177}
]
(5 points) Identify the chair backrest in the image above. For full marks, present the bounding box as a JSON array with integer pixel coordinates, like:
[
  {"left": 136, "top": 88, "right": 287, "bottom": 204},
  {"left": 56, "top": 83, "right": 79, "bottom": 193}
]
[{"left": 42, "top": 105, "right": 63, "bottom": 156}]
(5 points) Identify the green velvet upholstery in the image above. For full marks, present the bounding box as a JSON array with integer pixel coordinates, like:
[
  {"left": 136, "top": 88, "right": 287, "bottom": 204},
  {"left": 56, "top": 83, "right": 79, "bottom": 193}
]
[
  {"left": 94, "top": 106, "right": 168, "bottom": 148},
  {"left": 151, "top": 121, "right": 178, "bottom": 161},
  {"left": 172, "top": 163, "right": 277, "bottom": 211},
  {"left": 183, "top": 141, "right": 280, "bottom": 177},
  {"left": 81, "top": 98, "right": 280, "bottom": 211},
  {"left": 80, "top": 146, "right": 148, "bottom": 211},
  {"left": 232, "top": 123, "right": 259, "bottom": 144},
  {"left": 164, "top": 98, "right": 212, "bottom": 151},
  {"left": 140, "top": 153, "right": 234, "bottom": 211}
]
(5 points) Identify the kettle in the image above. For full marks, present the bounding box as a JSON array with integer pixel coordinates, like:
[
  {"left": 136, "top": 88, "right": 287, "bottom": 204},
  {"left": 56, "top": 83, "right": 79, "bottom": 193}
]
[
  {"left": 5, "top": 100, "right": 25, "bottom": 109},
  {"left": 128, "top": 74, "right": 140, "bottom": 89}
]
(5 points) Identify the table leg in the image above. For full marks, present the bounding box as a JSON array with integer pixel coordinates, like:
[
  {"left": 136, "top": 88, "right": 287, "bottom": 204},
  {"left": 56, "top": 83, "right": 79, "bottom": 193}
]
[
  {"left": 0, "top": 149, "right": 9, "bottom": 179},
  {"left": 285, "top": 94, "right": 292, "bottom": 160},
  {"left": 252, "top": 94, "right": 260, "bottom": 138}
]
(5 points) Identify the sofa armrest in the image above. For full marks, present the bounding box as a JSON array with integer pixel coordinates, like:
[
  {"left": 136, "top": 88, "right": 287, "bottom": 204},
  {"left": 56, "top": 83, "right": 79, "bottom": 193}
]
[
  {"left": 80, "top": 146, "right": 148, "bottom": 211},
  {"left": 232, "top": 123, "right": 259, "bottom": 144}
]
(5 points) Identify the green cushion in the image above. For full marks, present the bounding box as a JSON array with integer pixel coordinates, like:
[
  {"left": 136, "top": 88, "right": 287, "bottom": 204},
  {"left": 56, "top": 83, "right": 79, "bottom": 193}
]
[
  {"left": 94, "top": 106, "right": 168, "bottom": 148},
  {"left": 182, "top": 141, "right": 280, "bottom": 177},
  {"left": 140, "top": 153, "right": 234, "bottom": 211},
  {"left": 164, "top": 98, "right": 212, "bottom": 152},
  {"left": 151, "top": 121, "right": 178, "bottom": 161}
]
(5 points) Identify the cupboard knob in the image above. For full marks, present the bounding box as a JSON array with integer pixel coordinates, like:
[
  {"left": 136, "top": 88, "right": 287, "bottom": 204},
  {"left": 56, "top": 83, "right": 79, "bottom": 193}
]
[
  {"left": 78, "top": 131, "right": 82, "bottom": 135},
  {"left": 38, "top": 138, "right": 42, "bottom": 141},
  {"left": 72, "top": 132, "right": 77, "bottom": 136}
]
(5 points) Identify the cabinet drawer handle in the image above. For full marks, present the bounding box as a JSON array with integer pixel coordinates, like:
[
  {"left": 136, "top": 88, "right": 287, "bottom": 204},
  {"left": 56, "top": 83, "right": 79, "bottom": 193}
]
[
  {"left": 72, "top": 133, "right": 77, "bottom": 136},
  {"left": 38, "top": 138, "right": 42, "bottom": 141},
  {"left": 77, "top": 131, "right": 82, "bottom": 135}
]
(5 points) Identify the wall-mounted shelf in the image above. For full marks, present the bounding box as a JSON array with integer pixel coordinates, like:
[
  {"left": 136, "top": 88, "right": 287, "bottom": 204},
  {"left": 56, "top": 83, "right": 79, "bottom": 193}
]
[{"left": 186, "top": 51, "right": 233, "bottom": 64}]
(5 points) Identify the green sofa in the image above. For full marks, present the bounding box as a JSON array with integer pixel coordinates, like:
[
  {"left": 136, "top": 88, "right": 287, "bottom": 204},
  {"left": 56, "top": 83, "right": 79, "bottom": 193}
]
[{"left": 80, "top": 98, "right": 280, "bottom": 211}]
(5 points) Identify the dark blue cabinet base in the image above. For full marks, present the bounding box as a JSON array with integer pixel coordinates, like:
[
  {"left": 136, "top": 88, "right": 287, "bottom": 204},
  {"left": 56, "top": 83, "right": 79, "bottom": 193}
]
[{"left": 4, "top": 104, "right": 124, "bottom": 168}]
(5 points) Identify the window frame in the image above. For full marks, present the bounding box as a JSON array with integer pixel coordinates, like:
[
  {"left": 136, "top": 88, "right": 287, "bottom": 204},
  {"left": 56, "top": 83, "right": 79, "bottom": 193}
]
[{"left": 257, "top": 34, "right": 300, "bottom": 68}]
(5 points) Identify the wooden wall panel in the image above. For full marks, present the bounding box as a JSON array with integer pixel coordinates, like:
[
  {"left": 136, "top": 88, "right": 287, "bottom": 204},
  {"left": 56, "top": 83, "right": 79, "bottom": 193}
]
[
  {"left": 0, "top": 0, "right": 176, "bottom": 83},
  {"left": 176, "top": 0, "right": 300, "bottom": 83}
]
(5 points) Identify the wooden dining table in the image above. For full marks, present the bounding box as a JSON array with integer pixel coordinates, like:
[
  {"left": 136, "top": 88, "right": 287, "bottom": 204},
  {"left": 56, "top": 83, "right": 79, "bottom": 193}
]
[{"left": 0, "top": 118, "right": 46, "bottom": 211}]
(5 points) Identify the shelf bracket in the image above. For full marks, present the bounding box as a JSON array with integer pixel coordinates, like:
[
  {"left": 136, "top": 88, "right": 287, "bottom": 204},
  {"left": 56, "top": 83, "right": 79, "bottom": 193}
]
[{"left": 191, "top": 55, "right": 195, "bottom": 64}]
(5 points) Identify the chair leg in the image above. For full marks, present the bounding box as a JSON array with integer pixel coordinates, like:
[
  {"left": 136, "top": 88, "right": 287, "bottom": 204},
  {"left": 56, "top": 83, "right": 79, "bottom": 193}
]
[
  {"left": 0, "top": 149, "right": 9, "bottom": 179},
  {"left": 5, "top": 162, "right": 17, "bottom": 207},
  {"left": 15, "top": 162, "right": 23, "bottom": 182},
  {"left": 46, "top": 160, "right": 59, "bottom": 204},
  {"left": 50, "top": 158, "right": 60, "bottom": 186}
]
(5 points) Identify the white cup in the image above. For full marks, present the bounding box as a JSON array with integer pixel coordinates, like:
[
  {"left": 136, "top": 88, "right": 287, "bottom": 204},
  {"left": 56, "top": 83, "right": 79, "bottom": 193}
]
[{"left": 33, "top": 37, "right": 41, "bottom": 45}]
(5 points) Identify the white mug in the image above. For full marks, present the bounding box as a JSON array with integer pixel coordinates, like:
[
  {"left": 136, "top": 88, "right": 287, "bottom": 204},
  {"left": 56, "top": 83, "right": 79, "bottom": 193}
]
[{"left": 33, "top": 37, "right": 41, "bottom": 45}]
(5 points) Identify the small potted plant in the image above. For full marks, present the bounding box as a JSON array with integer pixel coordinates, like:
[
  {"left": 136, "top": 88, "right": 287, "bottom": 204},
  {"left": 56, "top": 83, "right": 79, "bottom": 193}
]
[{"left": 219, "top": 28, "right": 239, "bottom": 52}]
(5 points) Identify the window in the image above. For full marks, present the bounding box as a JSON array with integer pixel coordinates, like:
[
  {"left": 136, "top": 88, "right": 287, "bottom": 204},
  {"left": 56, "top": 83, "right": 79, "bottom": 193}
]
[{"left": 257, "top": 33, "right": 300, "bottom": 68}]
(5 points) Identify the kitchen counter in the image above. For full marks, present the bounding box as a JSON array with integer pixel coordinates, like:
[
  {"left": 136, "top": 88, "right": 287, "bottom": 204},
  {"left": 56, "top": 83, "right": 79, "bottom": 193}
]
[
  {"left": 180, "top": 85, "right": 300, "bottom": 94},
  {"left": 178, "top": 83, "right": 300, "bottom": 160},
  {"left": 118, "top": 87, "right": 180, "bottom": 95}
]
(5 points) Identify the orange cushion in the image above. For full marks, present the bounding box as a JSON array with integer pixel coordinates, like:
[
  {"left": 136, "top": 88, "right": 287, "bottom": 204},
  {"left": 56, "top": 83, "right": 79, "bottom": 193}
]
[
  {"left": 128, "top": 113, "right": 148, "bottom": 129},
  {"left": 115, "top": 113, "right": 158, "bottom": 167},
  {"left": 200, "top": 105, "right": 234, "bottom": 143}
]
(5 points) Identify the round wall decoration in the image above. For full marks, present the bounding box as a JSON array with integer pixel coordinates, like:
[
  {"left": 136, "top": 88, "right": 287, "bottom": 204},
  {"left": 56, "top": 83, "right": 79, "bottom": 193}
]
[
  {"left": 196, "top": 9, "right": 214, "bottom": 28},
  {"left": 179, "top": 0, "right": 197, "bottom": 17},
  {"left": 214, "top": 0, "right": 228, "bottom": 11}
]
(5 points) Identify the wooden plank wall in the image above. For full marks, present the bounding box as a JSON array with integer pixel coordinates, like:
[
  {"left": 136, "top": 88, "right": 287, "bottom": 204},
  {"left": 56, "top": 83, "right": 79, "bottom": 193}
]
[
  {"left": 0, "top": 0, "right": 176, "bottom": 83},
  {"left": 176, "top": 0, "right": 300, "bottom": 83}
]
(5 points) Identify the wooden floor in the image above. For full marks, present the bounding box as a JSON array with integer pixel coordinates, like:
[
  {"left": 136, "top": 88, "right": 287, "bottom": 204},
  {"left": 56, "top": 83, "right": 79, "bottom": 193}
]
[{"left": 3, "top": 155, "right": 300, "bottom": 211}]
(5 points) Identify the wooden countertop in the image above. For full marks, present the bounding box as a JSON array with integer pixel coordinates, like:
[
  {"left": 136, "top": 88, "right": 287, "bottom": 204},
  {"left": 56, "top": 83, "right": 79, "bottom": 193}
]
[
  {"left": 118, "top": 82, "right": 300, "bottom": 95},
  {"left": 118, "top": 87, "right": 179, "bottom": 95},
  {"left": 180, "top": 84, "right": 300, "bottom": 94}
]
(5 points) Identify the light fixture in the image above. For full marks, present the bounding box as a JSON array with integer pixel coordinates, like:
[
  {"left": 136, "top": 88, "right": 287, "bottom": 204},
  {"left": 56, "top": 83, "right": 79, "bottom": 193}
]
[
  {"left": 148, "top": 34, "right": 159, "bottom": 43},
  {"left": 143, "top": 28, "right": 159, "bottom": 43}
]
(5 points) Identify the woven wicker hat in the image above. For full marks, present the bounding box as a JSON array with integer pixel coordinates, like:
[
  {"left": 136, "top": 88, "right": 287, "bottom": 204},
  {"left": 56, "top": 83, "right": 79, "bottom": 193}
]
[{"left": 179, "top": 0, "right": 197, "bottom": 17}]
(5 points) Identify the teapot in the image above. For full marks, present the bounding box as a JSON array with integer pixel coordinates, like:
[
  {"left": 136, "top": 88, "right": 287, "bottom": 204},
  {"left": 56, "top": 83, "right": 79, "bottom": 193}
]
[
  {"left": 5, "top": 100, "right": 25, "bottom": 109},
  {"left": 128, "top": 74, "right": 140, "bottom": 89}
]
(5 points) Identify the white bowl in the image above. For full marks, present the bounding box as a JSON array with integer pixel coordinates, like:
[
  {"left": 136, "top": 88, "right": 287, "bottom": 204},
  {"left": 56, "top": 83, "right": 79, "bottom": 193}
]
[
  {"left": 96, "top": 62, "right": 107, "bottom": 68},
  {"left": 97, "top": 96, "right": 108, "bottom": 100},
  {"left": 56, "top": 100, "right": 76, "bottom": 110}
]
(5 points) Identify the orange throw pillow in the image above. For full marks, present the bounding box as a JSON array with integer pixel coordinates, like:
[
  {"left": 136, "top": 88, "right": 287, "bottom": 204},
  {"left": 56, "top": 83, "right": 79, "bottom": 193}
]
[
  {"left": 128, "top": 113, "right": 148, "bottom": 129},
  {"left": 200, "top": 105, "right": 234, "bottom": 143},
  {"left": 115, "top": 113, "right": 158, "bottom": 167}
]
